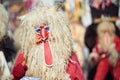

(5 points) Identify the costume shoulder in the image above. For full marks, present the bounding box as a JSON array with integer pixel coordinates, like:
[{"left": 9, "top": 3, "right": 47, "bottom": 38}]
[{"left": 66, "top": 53, "right": 84, "bottom": 80}]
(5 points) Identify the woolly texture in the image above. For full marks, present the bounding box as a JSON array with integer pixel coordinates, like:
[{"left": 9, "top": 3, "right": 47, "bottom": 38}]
[
  {"left": 0, "top": 4, "right": 8, "bottom": 41},
  {"left": 70, "top": 23, "right": 85, "bottom": 66},
  {"left": 108, "top": 43, "right": 118, "bottom": 67},
  {"left": 97, "top": 21, "right": 115, "bottom": 52},
  {"left": 14, "top": 4, "right": 72, "bottom": 80}
]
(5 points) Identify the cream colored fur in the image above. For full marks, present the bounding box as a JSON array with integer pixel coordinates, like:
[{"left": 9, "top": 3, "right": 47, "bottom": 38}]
[
  {"left": 108, "top": 43, "right": 118, "bottom": 67},
  {"left": 14, "top": 4, "right": 72, "bottom": 80},
  {"left": 97, "top": 21, "right": 115, "bottom": 52},
  {"left": 70, "top": 23, "right": 85, "bottom": 67},
  {"left": 0, "top": 4, "right": 8, "bottom": 41}
]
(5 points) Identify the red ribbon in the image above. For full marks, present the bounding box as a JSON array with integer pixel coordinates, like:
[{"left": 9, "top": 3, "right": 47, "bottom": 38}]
[{"left": 44, "top": 41, "right": 53, "bottom": 66}]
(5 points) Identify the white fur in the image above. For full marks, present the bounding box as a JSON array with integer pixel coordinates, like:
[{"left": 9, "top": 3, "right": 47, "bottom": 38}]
[
  {"left": 0, "top": 4, "right": 8, "bottom": 40},
  {"left": 14, "top": 4, "right": 72, "bottom": 79}
]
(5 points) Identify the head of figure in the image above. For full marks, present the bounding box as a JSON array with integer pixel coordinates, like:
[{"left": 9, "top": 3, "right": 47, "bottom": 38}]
[
  {"left": 14, "top": 3, "right": 72, "bottom": 56},
  {"left": 97, "top": 21, "right": 115, "bottom": 38},
  {"left": 97, "top": 21, "right": 115, "bottom": 52},
  {"left": 13, "top": 3, "right": 73, "bottom": 79}
]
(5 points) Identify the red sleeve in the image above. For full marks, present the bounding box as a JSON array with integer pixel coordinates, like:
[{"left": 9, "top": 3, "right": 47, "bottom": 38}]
[
  {"left": 11, "top": 52, "right": 28, "bottom": 80},
  {"left": 114, "top": 36, "right": 120, "bottom": 53},
  {"left": 66, "top": 53, "right": 84, "bottom": 80},
  {"left": 13, "top": 53, "right": 26, "bottom": 67}
]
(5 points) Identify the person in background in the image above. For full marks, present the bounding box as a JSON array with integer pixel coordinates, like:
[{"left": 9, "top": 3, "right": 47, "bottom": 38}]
[
  {"left": 84, "top": 0, "right": 120, "bottom": 80},
  {"left": 89, "top": 21, "right": 120, "bottom": 80},
  {"left": 85, "top": 0, "right": 120, "bottom": 53}
]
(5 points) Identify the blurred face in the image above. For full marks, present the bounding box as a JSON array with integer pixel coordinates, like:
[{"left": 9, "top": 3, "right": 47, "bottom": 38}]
[{"left": 103, "top": 31, "right": 111, "bottom": 46}]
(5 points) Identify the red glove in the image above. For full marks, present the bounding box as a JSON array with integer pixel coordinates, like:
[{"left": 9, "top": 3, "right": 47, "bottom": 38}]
[{"left": 12, "top": 63, "right": 28, "bottom": 80}]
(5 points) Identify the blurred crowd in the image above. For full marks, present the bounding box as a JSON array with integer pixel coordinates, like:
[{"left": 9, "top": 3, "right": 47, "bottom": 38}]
[
  {"left": 0, "top": 0, "right": 120, "bottom": 80},
  {"left": 65, "top": 0, "right": 120, "bottom": 80}
]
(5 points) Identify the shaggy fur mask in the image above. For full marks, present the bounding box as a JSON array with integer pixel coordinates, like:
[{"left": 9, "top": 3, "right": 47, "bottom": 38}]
[{"left": 14, "top": 4, "right": 72, "bottom": 79}]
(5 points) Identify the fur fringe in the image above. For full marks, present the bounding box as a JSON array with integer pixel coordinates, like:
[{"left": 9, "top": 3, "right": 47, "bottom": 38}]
[{"left": 108, "top": 43, "right": 118, "bottom": 67}]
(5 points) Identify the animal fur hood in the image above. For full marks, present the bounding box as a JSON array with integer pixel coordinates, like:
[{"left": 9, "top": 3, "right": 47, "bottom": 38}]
[{"left": 14, "top": 3, "right": 73, "bottom": 79}]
